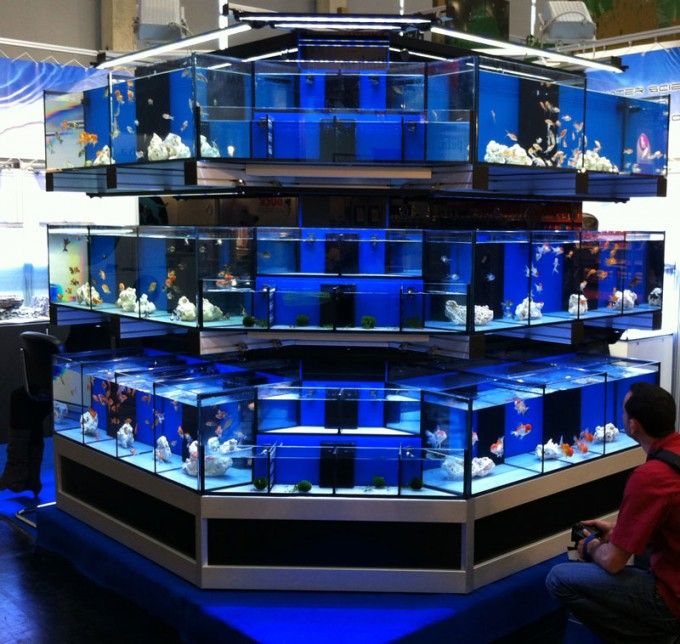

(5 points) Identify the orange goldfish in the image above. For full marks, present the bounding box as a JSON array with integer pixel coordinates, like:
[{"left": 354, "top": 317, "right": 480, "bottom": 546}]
[
  {"left": 560, "top": 442, "right": 574, "bottom": 457},
  {"left": 490, "top": 437, "right": 504, "bottom": 458}
]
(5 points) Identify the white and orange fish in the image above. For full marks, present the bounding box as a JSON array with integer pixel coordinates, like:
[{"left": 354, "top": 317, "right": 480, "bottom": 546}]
[
  {"left": 511, "top": 423, "right": 533, "bottom": 439},
  {"left": 471, "top": 431, "right": 478, "bottom": 446},
  {"left": 513, "top": 397, "right": 529, "bottom": 415},
  {"left": 490, "top": 437, "right": 504, "bottom": 458},
  {"left": 426, "top": 427, "right": 448, "bottom": 448}
]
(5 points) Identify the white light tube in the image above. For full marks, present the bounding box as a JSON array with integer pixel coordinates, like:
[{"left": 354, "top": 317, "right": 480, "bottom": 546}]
[
  {"left": 244, "top": 47, "right": 299, "bottom": 62},
  {"left": 96, "top": 23, "right": 252, "bottom": 69},
  {"left": 242, "top": 14, "right": 431, "bottom": 25},
  {"left": 431, "top": 25, "right": 622, "bottom": 73},
  {"left": 274, "top": 23, "right": 402, "bottom": 31}
]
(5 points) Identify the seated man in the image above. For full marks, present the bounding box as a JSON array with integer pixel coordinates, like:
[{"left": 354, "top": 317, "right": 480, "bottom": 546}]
[{"left": 546, "top": 382, "right": 680, "bottom": 643}]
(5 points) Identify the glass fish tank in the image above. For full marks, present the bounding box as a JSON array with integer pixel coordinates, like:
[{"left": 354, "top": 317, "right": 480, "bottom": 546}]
[
  {"left": 48, "top": 225, "right": 89, "bottom": 309},
  {"left": 426, "top": 57, "right": 475, "bottom": 162},
  {"left": 111, "top": 61, "right": 197, "bottom": 164},
  {"left": 255, "top": 228, "right": 423, "bottom": 331},
  {"left": 152, "top": 371, "right": 263, "bottom": 490},
  {"left": 0, "top": 225, "right": 49, "bottom": 324},
  {"left": 527, "top": 353, "right": 660, "bottom": 454},
  {"left": 620, "top": 231, "right": 665, "bottom": 316},
  {"left": 527, "top": 230, "right": 582, "bottom": 323},
  {"left": 51, "top": 348, "right": 186, "bottom": 445},
  {"left": 44, "top": 82, "right": 112, "bottom": 170},
  {"left": 578, "top": 231, "right": 628, "bottom": 317},
  {"left": 88, "top": 226, "right": 138, "bottom": 315},
  {"left": 463, "top": 360, "right": 609, "bottom": 478},
  {"left": 137, "top": 226, "right": 198, "bottom": 326},
  {"left": 476, "top": 56, "right": 585, "bottom": 171},
  {"left": 584, "top": 91, "right": 669, "bottom": 175},
  {"left": 472, "top": 230, "right": 532, "bottom": 332},
  {"left": 195, "top": 55, "right": 252, "bottom": 161}
]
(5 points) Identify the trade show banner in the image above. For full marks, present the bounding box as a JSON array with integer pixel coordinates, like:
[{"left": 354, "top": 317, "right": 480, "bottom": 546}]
[{"left": 0, "top": 58, "right": 103, "bottom": 160}]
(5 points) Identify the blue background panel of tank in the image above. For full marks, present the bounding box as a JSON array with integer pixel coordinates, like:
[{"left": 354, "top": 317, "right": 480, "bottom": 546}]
[
  {"left": 621, "top": 96, "right": 668, "bottom": 176},
  {"left": 89, "top": 232, "right": 139, "bottom": 312},
  {"left": 82, "top": 86, "right": 111, "bottom": 165},
  {"left": 108, "top": 79, "right": 138, "bottom": 164},
  {"left": 48, "top": 229, "right": 88, "bottom": 307},
  {"left": 622, "top": 234, "right": 664, "bottom": 310},
  {"left": 426, "top": 59, "right": 473, "bottom": 162}
]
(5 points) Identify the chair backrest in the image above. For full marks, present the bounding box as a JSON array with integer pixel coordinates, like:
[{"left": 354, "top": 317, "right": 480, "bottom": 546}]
[{"left": 20, "top": 331, "right": 62, "bottom": 401}]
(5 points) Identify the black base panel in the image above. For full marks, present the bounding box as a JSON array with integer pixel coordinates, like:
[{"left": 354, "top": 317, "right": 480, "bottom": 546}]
[
  {"left": 208, "top": 518, "right": 462, "bottom": 569},
  {"left": 474, "top": 468, "right": 633, "bottom": 563},
  {"left": 60, "top": 456, "right": 196, "bottom": 558}
]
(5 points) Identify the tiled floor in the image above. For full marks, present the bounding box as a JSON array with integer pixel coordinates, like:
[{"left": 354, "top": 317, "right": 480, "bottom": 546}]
[{"left": 0, "top": 518, "right": 181, "bottom": 643}]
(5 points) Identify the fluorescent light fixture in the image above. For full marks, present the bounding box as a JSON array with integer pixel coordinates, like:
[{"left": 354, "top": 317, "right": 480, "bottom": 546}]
[
  {"left": 388, "top": 46, "right": 449, "bottom": 61},
  {"left": 274, "top": 23, "right": 402, "bottom": 31},
  {"left": 431, "top": 25, "right": 622, "bottom": 73},
  {"left": 240, "top": 13, "right": 431, "bottom": 25},
  {"left": 466, "top": 61, "right": 554, "bottom": 83},
  {"left": 244, "top": 47, "right": 299, "bottom": 62},
  {"left": 97, "top": 23, "right": 252, "bottom": 69}
]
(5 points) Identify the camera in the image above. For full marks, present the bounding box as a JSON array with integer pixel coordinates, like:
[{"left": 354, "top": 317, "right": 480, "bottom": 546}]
[{"left": 571, "top": 522, "right": 603, "bottom": 543}]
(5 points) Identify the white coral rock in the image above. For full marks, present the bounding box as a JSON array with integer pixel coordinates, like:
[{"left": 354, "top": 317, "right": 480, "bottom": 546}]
[
  {"left": 535, "top": 438, "right": 560, "bottom": 460},
  {"left": 200, "top": 135, "right": 220, "bottom": 158},
  {"left": 155, "top": 436, "right": 172, "bottom": 463},
  {"left": 568, "top": 293, "right": 588, "bottom": 316},
  {"left": 202, "top": 297, "right": 223, "bottom": 321},
  {"left": 135, "top": 293, "right": 156, "bottom": 316},
  {"left": 76, "top": 282, "right": 102, "bottom": 306},
  {"left": 610, "top": 289, "right": 637, "bottom": 309},
  {"left": 174, "top": 295, "right": 197, "bottom": 321},
  {"left": 648, "top": 287, "right": 662, "bottom": 307},
  {"left": 593, "top": 423, "right": 619, "bottom": 443},
  {"left": 147, "top": 133, "right": 169, "bottom": 161},
  {"left": 164, "top": 133, "right": 191, "bottom": 160},
  {"left": 80, "top": 410, "right": 99, "bottom": 437},
  {"left": 116, "top": 422, "right": 135, "bottom": 449},
  {"left": 444, "top": 300, "right": 494, "bottom": 326},
  {"left": 93, "top": 145, "right": 114, "bottom": 166},
  {"left": 441, "top": 455, "right": 495, "bottom": 479},
  {"left": 515, "top": 296, "right": 544, "bottom": 320},
  {"left": 116, "top": 287, "right": 138, "bottom": 311}
]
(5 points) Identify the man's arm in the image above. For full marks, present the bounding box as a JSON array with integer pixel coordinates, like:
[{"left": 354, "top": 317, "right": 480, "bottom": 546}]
[{"left": 581, "top": 538, "right": 632, "bottom": 573}]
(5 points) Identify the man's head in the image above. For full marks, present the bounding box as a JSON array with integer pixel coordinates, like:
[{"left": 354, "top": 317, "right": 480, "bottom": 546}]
[{"left": 623, "top": 382, "right": 676, "bottom": 440}]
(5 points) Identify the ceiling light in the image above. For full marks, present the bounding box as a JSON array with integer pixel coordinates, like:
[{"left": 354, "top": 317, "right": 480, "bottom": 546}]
[
  {"left": 238, "top": 13, "right": 431, "bottom": 25},
  {"left": 96, "top": 23, "right": 252, "bottom": 69},
  {"left": 244, "top": 47, "right": 299, "bottom": 62},
  {"left": 431, "top": 25, "right": 622, "bottom": 73},
  {"left": 273, "top": 23, "right": 402, "bottom": 31}
]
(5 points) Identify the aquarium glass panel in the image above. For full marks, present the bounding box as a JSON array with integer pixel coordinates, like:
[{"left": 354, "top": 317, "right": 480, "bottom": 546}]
[
  {"left": 195, "top": 54, "right": 252, "bottom": 160},
  {"left": 88, "top": 226, "right": 138, "bottom": 316},
  {"left": 45, "top": 85, "right": 111, "bottom": 169},
  {"left": 426, "top": 57, "right": 474, "bottom": 161},
  {"left": 477, "top": 56, "right": 585, "bottom": 170},
  {"left": 622, "top": 231, "right": 665, "bottom": 314},
  {"left": 528, "top": 230, "right": 581, "bottom": 323},
  {"left": 584, "top": 91, "right": 669, "bottom": 175},
  {"left": 137, "top": 226, "right": 198, "bottom": 326},
  {"left": 473, "top": 230, "right": 532, "bottom": 332},
  {"left": 48, "top": 225, "right": 89, "bottom": 308},
  {"left": 578, "top": 231, "right": 626, "bottom": 317},
  {"left": 126, "top": 61, "right": 196, "bottom": 163}
]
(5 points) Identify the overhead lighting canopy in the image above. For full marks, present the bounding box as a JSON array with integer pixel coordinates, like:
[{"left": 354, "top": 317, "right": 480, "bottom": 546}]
[
  {"left": 236, "top": 12, "right": 431, "bottom": 29},
  {"left": 96, "top": 22, "right": 252, "bottom": 69},
  {"left": 431, "top": 25, "right": 622, "bottom": 73}
]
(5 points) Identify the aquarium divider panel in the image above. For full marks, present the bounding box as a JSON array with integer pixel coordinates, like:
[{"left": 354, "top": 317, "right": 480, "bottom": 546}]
[
  {"left": 584, "top": 309, "right": 662, "bottom": 332},
  {"left": 494, "top": 321, "right": 585, "bottom": 345},
  {"left": 50, "top": 303, "right": 106, "bottom": 326}
]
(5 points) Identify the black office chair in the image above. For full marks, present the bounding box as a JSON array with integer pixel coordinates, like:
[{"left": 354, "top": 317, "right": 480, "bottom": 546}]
[{"left": 0, "top": 331, "right": 62, "bottom": 496}]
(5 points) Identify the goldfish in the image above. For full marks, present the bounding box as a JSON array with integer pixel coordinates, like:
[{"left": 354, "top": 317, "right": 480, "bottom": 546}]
[
  {"left": 485, "top": 273, "right": 495, "bottom": 282},
  {"left": 440, "top": 255, "right": 450, "bottom": 264},
  {"left": 99, "top": 269, "right": 106, "bottom": 280},
  {"left": 558, "top": 128, "right": 567, "bottom": 139},
  {"left": 623, "top": 148, "right": 633, "bottom": 155},
  {"left": 147, "top": 98, "right": 154, "bottom": 106},
  {"left": 580, "top": 429, "right": 594, "bottom": 442},
  {"left": 553, "top": 246, "right": 564, "bottom": 256},
  {"left": 119, "top": 282, "right": 125, "bottom": 291},
  {"left": 161, "top": 113, "right": 174, "bottom": 120},
  {"left": 596, "top": 270, "right": 609, "bottom": 280},
  {"left": 426, "top": 428, "right": 448, "bottom": 448},
  {"left": 574, "top": 439, "right": 589, "bottom": 454},
  {"left": 513, "top": 398, "right": 529, "bottom": 415},
  {"left": 525, "top": 264, "right": 539, "bottom": 278},
  {"left": 215, "top": 410, "right": 226, "bottom": 419},
  {"left": 472, "top": 431, "right": 478, "bottom": 446},
  {"left": 127, "top": 90, "right": 134, "bottom": 101},
  {"left": 534, "top": 282, "right": 543, "bottom": 293},
  {"left": 505, "top": 131, "right": 518, "bottom": 142},
  {"left": 490, "top": 437, "right": 504, "bottom": 458},
  {"left": 553, "top": 257, "right": 560, "bottom": 274},
  {"left": 605, "top": 257, "right": 617, "bottom": 266},
  {"left": 215, "top": 427, "right": 223, "bottom": 437},
  {"left": 511, "top": 423, "right": 532, "bottom": 439},
  {"left": 101, "top": 284, "right": 111, "bottom": 294},
  {"left": 180, "top": 120, "right": 189, "bottom": 131},
  {"left": 562, "top": 114, "right": 572, "bottom": 122},
  {"left": 560, "top": 442, "right": 574, "bottom": 457},
  {"left": 247, "top": 401, "right": 255, "bottom": 411}
]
